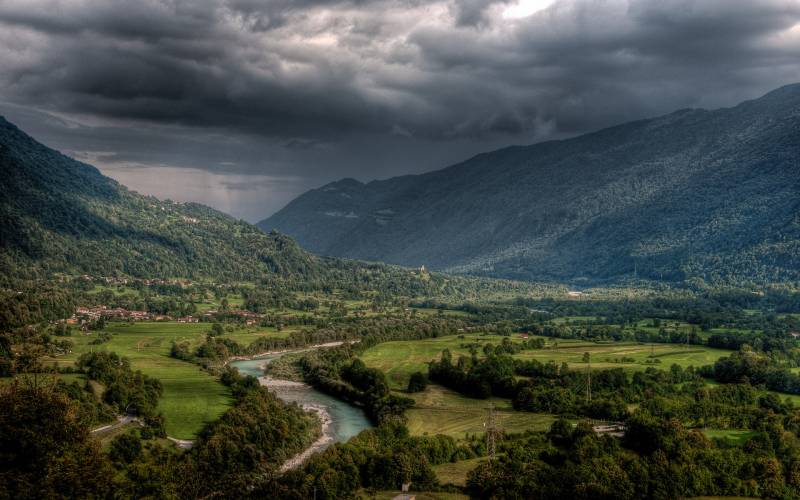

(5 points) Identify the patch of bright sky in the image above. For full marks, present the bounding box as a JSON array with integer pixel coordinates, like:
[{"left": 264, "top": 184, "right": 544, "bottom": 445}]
[{"left": 502, "top": 0, "right": 557, "bottom": 19}]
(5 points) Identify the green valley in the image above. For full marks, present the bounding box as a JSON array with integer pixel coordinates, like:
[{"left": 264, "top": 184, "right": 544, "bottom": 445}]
[{"left": 1, "top": 91, "right": 800, "bottom": 500}]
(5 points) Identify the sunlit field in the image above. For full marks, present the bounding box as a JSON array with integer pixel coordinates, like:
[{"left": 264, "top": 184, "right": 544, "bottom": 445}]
[{"left": 47, "top": 322, "right": 232, "bottom": 439}]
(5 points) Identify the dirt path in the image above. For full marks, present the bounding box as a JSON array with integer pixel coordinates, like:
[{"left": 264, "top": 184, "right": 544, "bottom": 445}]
[
  {"left": 91, "top": 416, "right": 195, "bottom": 448},
  {"left": 91, "top": 415, "right": 138, "bottom": 435},
  {"left": 167, "top": 437, "right": 195, "bottom": 449}
]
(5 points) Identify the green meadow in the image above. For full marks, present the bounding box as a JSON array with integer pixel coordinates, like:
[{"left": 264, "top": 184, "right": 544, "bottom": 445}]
[
  {"left": 223, "top": 325, "right": 299, "bottom": 344},
  {"left": 48, "top": 322, "right": 232, "bottom": 439},
  {"left": 433, "top": 457, "right": 489, "bottom": 486},
  {"left": 512, "top": 339, "right": 731, "bottom": 371},
  {"left": 361, "top": 332, "right": 733, "bottom": 391},
  {"left": 404, "top": 384, "right": 556, "bottom": 439},
  {"left": 360, "top": 332, "right": 504, "bottom": 390},
  {"left": 703, "top": 429, "right": 759, "bottom": 445}
]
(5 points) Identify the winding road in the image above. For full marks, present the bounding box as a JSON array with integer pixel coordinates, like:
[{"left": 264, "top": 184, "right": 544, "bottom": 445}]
[{"left": 91, "top": 415, "right": 139, "bottom": 435}]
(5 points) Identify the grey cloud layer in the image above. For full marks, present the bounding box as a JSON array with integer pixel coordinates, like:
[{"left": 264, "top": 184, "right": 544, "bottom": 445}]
[
  {"left": 1, "top": 0, "right": 799, "bottom": 220},
  {"left": 3, "top": 0, "right": 799, "bottom": 140}
]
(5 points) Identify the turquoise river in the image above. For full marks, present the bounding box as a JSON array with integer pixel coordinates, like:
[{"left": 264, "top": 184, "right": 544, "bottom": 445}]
[{"left": 230, "top": 353, "right": 372, "bottom": 446}]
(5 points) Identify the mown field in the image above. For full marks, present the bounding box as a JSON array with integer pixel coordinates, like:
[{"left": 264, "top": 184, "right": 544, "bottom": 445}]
[
  {"left": 361, "top": 332, "right": 505, "bottom": 390},
  {"left": 550, "top": 317, "right": 760, "bottom": 340},
  {"left": 223, "top": 325, "right": 301, "bottom": 344},
  {"left": 361, "top": 332, "right": 733, "bottom": 391},
  {"left": 403, "top": 385, "right": 556, "bottom": 439},
  {"left": 46, "top": 322, "right": 234, "bottom": 439},
  {"left": 512, "top": 339, "right": 731, "bottom": 371}
]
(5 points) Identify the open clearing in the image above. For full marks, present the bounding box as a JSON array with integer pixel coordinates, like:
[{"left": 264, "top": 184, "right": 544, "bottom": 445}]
[
  {"left": 703, "top": 429, "right": 759, "bottom": 445},
  {"left": 46, "top": 322, "right": 232, "bottom": 439},
  {"left": 433, "top": 457, "right": 488, "bottom": 486},
  {"left": 404, "top": 385, "right": 555, "bottom": 439}
]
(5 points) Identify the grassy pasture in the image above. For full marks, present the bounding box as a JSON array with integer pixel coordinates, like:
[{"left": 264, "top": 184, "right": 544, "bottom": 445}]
[
  {"left": 223, "top": 326, "right": 297, "bottom": 345},
  {"left": 195, "top": 293, "right": 244, "bottom": 312},
  {"left": 360, "top": 332, "right": 501, "bottom": 390},
  {"left": 776, "top": 392, "right": 800, "bottom": 405},
  {"left": 512, "top": 339, "right": 731, "bottom": 372},
  {"left": 404, "top": 385, "right": 556, "bottom": 439},
  {"left": 549, "top": 317, "right": 762, "bottom": 341},
  {"left": 361, "top": 333, "right": 732, "bottom": 391},
  {"left": 703, "top": 429, "right": 759, "bottom": 445},
  {"left": 433, "top": 457, "right": 488, "bottom": 486},
  {"left": 549, "top": 316, "right": 600, "bottom": 325},
  {"left": 46, "top": 322, "right": 232, "bottom": 439}
]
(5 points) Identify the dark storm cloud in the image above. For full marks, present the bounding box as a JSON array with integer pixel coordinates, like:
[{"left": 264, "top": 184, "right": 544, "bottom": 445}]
[{"left": 1, "top": 0, "right": 799, "bottom": 220}]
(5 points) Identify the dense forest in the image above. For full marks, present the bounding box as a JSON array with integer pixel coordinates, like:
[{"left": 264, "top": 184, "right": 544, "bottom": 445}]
[{"left": 0, "top": 365, "right": 319, "bottom": 500}]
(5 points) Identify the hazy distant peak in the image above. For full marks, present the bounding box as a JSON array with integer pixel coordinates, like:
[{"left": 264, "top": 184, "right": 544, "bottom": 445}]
[
  {"left": 260, "top": 84, "right": 800, "bottom": 286},
  {"left": 320, "top": 178, "right": 365, "bottom": 191}
]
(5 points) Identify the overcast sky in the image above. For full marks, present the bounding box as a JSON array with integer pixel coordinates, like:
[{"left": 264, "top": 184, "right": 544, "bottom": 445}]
[{"left": 1, "top": 0, "right": 800, "bottom": 221}]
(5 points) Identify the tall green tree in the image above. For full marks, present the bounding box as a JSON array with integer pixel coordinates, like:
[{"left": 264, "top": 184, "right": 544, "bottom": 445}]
[{"left": 0, "top": 379, "right": 114, "bottom": 499}]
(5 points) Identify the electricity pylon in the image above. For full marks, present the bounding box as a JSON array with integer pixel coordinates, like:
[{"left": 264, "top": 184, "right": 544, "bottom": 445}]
[
  {"left": 586, "top": 356, "right": 592, "bottom": 403},
  {"left": 484, "top": 403, "right": 498, "bottom": 459}
]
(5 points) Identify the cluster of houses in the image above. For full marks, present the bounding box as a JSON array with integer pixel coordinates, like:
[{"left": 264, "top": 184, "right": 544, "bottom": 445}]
[
  {"left": 62, "top": 305, "right": 266, "bottom": 327},
  {"left": 67, "top": 306, "right": 171, "bottom": 324}
]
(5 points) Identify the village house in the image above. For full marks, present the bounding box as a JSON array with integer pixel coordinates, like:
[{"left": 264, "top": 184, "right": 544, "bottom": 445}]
[{"left": 76, "top": 305, "right": 152, "bottom": 321}]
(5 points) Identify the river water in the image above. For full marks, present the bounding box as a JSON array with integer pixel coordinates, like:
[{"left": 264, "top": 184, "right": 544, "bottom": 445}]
[{"left": 230, "top": 354, "right": 372, "bottom": 445}]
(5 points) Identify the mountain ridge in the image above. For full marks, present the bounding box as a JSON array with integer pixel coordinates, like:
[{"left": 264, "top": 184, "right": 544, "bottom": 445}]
[
  {"left": 0, "top": 115, "right": 323, "bottom": 283},
  {"left": 259, "top": 84, "right": 800, "bottom": 285}
]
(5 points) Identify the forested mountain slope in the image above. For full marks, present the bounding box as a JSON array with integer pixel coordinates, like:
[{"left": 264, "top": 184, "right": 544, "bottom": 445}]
[
  {"left": 260, "top": 84, "right": 800, "bottom": 285},
  {"left": 0, "top": 117, "right": 322, "bottom": 283}
]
